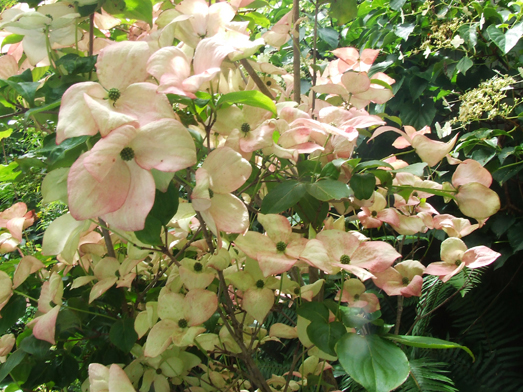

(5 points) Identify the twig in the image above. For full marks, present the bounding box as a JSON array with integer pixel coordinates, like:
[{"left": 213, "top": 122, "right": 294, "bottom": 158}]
[
  {"left": 292, "top": 0, "right": 301, "bottom": 103},
  {"left": 239, "top": 59, "right": 274, "bottom": 98},
  {"left": 98, "top": 218, "right": 116, "bottom": 258}
]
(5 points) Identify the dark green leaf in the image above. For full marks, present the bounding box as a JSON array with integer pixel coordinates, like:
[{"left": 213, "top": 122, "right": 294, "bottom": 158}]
[
  {"left": 390, "top": 0, "right": 407, "bottom": 11},
  {"left": 320, "top": 162, "right": 340, "bottom": 180},
  {"left": 394, "top": 23, "right": 415, "bottom": 40},
  {"left": 260, "top": 181, "right": 307, "bottom": 214},
  {"left": 55, "top": 54, "right": 98, "bottom": 75},
  {"left": 350, "top": 173, "right": 376, "bottom": 200},
  {"left": 329, "top": 0, "right": 357, "bottom": 25},
  {"left": 393, "top": 162, "right": 427, "bottom": 177},
  {"left": 0, "top": 350, "right": 26, "bottom": 383},
  {"left": 493, "top": 161, "right": 523, "bottom": 185},
  {"left": 297, "top": 302, "right": 329, "bottom": 322},
  {"left": 306, "top": 179, "right": 352, "bottom": 201},
  {"left": 3, "top": 80, "right": 40, "bottom": 106},
  {"left": 508, "top": 222, "right": 523, "bottom": 252},
  {"left": 20, "top": 335, "right": 52, "bottom": 359},
  {"left": 134, "top": 215, "right": 163, "bottom": 246},
  {"left": 457, "top": 56, "right": 473, "bottom": 75},
  {"left": 318, "top": 28, "right": 339, "bottom": 49},
  {"left": 217, "top": 90, "right": 277, "bottom": 115},
  {"left": 109, "top": 318, "right": 138, "bottom": 353},
  {"left": 307, "top": 320, "right": 346, "bottom": 356},
  {"left": 339, "top": 306, "right": 371, "bottom": 328},
  {"left": 0, "top": 296, "right": 26, "bottom": 335},
  {"left": 336, "top": 334, "right": 410, "bottom": 392},
  {"left": 295, "top": 192, "right": 329, "bottom": 229},
  {"left": 384, "top": 334, "right": 475, "bottom": 361},
  {"left": 149, "top": 181, "right": 179, "bottom": 225}
]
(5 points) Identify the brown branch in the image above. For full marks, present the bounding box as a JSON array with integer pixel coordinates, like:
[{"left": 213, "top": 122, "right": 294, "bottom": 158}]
[
  {"left": 292, "top": 0, "right": 301, "bottom": 103},
  {"left": 98, "top": 218, "right": 116, "bottom": 258},
  {"left": 239, "top": 59, "right": 274, "bottom": 99}
]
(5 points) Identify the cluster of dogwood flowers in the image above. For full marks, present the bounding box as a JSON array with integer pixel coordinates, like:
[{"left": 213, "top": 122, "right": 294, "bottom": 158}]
[{"left": 0, "top": 0, "right": 504, "bottom": 390}]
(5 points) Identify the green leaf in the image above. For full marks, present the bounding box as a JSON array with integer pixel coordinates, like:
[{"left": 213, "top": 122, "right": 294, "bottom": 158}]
[
  {"left": 369, "top": 170, "right": 393, "bottom": 188},
  {"left": 508, "top": 222, "right": 523, "bottom": 252},
  {"left": 0, "top": 350, "right": 26, "bottom": 383},
  {"left": 0, "top": 162, "right": 20, "bottom": 182},
  {"left": 349, "top": 173, "right": 376, "bottom": 200},
  {"left": 3, "top": 79, "right": 40, "bottom": 106},
  {"left": 55, "top": 54, "right": 98, "bottom": 75},
  {"left": 318, "top": 28, "right": 339, "bottom": 49},
  {"left": 109, "top": 318, "right": 138, "bottom": 353},
  {"left": 217, "top": 90, "right": 277, "bottom": 115},
  {"left": 307, "top": 320, "right": 346, "bottom": 356},
  {"left": 1, "top": 34, "right": 23, "bottom": 49},
  {"left": 457, "top": 56, "right": 473, "bottom": 75},
  {"left": 487, "top": 24, "right": 523, "bottom": 54},
  {"left": 354, "top": 160, "right": 394, "bottom": 172},
  {"left": 260, "top": 180, "right": 307, "bottom": 214},
  {"left": 336, "top": 334, "right": 410, "bottom": 392},
  {"left": 384, "top": 334, "right": 475, "bottom": 361},
  {"left": 329, "top": 0, "right": 357, "bottom": 25},
  {"left": 105, "top": 0, "right": 154, "bottom": 25},
  {"left": 390, "top": 0, "right": 407, "bottom": 11},
  {"left": 319, "top": 162, "right": 340, "bottom": 180},
  {"left": 149, "top": 181, "right": 179, "bottom": 226},
  {"left": 393, "top": 162, "right": 427, "bottom": 177},
  {"left": 306, "top": 179, "right": 352, "bottom": 201},
  {"left": 295, "top": 192, "right": 329, "bottom": 229},
  {"left": 24, "top": 100, "right": 61, "bottom": 121},
  {"left": 394, "top": 23, "right": 415, "bottom": 40},
  {"left": 134, "top": 215, "right": 163, "bottom": 246},
  {"left": 0, "top": 296, "right": 26, "bottom": 335},
  {"left": 339, "top": 307, "right": 371, "bottom": 328},
  {"left": 297, "top": 302, "right": 329, "bottom": 322},
  {"left": 0, "top": 129, "right": 12, "bottom": 141},
  {"left": 493, "top": 161, "right": 523, "bottom": 185},
  {"left": 20, "top": 335, "right": 52, "bottom": 359}
]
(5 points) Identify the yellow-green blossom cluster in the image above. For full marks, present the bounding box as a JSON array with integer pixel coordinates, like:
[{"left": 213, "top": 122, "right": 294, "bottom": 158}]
[{"left": 453, "top": 74, "right": 520, "bottom": 125}]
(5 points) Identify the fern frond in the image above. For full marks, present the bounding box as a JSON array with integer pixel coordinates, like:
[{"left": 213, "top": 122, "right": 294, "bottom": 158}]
[{"left": 398, "top": 358, "right": 457, "bottom": 392}]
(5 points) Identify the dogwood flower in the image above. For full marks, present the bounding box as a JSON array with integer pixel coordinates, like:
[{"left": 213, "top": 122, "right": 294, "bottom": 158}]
[
  {"left": 56, "top": 41, "right": 176, "bottom": 143},
  {"left": 373, "top": 260, "right": 425, "bottom": 297},
  {"left": 191, "top": 147, "right": 251, "bottom": 239},
  {"left": 425, "top": 237, "right": 500, "bottom": 282},
  {"left": 144, "top": 287, "right": 217, "bottom": 357},
  {"left": 234, "top": 213, "right": 308, "bottom": 277},
  {"left": 67, "top": 120, "right": 196, "bottom": 231},
  {"left": 0, "top": 2, "right": 80, "bottom": 65}
]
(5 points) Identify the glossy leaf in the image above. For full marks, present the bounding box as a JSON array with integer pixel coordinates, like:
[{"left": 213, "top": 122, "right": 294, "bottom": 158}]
[
  {"left": 306, "top": 179, "right": 352, "bottom": 201},
  {"left": 109, "top": 318, "right": 138, "bottom": 353},
  {"left": 307, "top": 320, "right": 346, "bottom": 356},
  {"left": 384, "top": 334, "right": 475, "bottom": 361},
  {"left": 261, "top": 180, "right": 307, "bottom": 214},
  {"left": 336, "top": 333, "right": 410, "bottom": 392},
  {"left": 350, "top": 173, "right": 376, "bottom": 200},
  {"left": 217, "top": 90, "right": 277, "bottom": 115}
]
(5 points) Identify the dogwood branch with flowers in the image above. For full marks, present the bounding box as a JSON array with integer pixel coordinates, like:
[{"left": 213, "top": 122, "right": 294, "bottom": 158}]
[{"left": 0, "top": 1, "right": 503, "bottom": 392}]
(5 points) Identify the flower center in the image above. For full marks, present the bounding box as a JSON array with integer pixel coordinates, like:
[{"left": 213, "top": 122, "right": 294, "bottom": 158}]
[
  {"left": 108, "top": 88, "right": 121, "bottom": 102},
  {"left": 178, "top": 318, "right": 188, "bottom": 328},
  {"left": 194, "top": 262, "right": 203, "bottom": 272},
  {"left": 120, "top": 147, "right": 135, "bottom": 161},
  {"left": 455, "top": 260, "right": 462, "bottom": 266},
  {"left": 293, "top": 287, "right": 300, "bottom": 295},
  {"left": 256, "top": 279, "right": 265, "bottom": 289},
  {"left": 402, "top": 277, "right": 409, "bottom": 285},
  {"left": 353, "top": 294, "right": 360, "bottom": 300},
  {"left": 371, "top": 211, "right": 378, "bottom": 217},
  {"left": 276, "top": 241, "right": 287, "bottom": 252},
  {"left": 266, "top": 80, "right": 272, "bottom": 86},
  {"left": 241, "top": 123, "right": 251, "bottom": 134},
  {"left": 340, "top": 254, "right": 351, "bottom": 264},
  {"left": 156, "top": 368, "right": 162, "bottom": 375}
]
